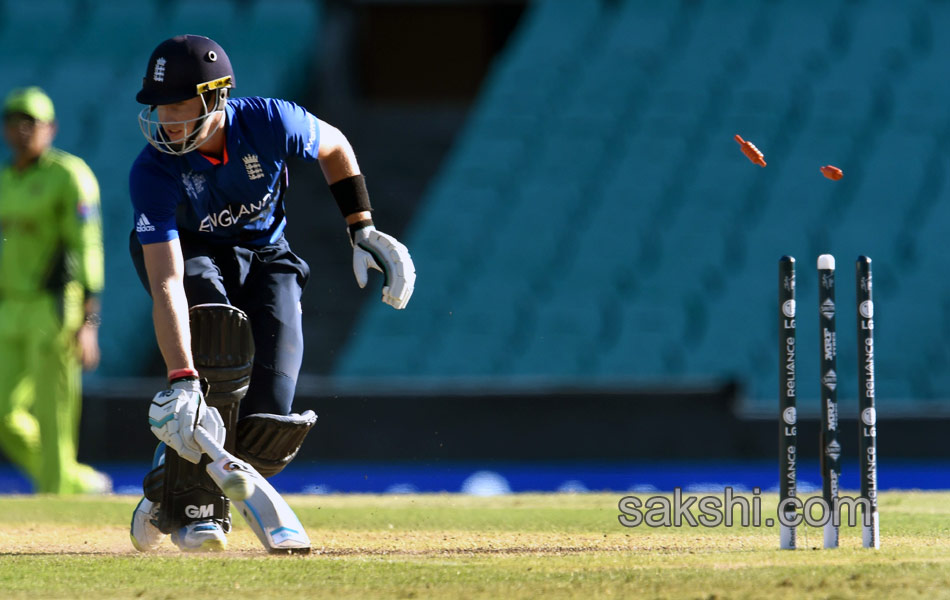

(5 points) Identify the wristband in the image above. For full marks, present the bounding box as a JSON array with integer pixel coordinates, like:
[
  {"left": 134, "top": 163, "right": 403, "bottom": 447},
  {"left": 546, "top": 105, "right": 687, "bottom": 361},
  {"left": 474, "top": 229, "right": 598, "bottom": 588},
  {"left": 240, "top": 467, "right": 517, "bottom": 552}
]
[
  {"left": 84, "top": 313, "right": 102, "bottom": 327},
  {"left": 168, "top": 367, "right": 199, "bottom": 383},
  {"left": 330, "top": 174, "right": 373, "bottom": 217}
]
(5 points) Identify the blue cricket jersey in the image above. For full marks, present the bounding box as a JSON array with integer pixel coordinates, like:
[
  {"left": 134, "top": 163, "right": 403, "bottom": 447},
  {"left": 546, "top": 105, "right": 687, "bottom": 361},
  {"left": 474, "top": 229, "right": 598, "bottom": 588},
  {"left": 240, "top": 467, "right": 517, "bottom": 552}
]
[{"left": 130, "top": 96, "right": 321, "bottom": 246}]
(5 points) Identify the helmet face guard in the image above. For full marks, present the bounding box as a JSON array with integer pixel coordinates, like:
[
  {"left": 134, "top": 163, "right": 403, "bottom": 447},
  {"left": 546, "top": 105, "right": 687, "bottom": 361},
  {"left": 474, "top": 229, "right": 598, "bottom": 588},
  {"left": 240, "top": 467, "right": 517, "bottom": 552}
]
[
  {"left": 135, "top": 35, "right": 235, "bottom": 155},
  {"left": 138, "top": 89, "right": 227, "bottom": 156}
]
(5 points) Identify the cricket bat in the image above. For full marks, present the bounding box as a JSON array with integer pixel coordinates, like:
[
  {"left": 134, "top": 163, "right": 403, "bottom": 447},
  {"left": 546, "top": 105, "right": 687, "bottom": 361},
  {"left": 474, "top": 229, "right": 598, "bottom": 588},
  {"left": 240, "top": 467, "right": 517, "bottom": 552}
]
[{"left": 194, "top": 426, "right": 311, "bottom": 554}]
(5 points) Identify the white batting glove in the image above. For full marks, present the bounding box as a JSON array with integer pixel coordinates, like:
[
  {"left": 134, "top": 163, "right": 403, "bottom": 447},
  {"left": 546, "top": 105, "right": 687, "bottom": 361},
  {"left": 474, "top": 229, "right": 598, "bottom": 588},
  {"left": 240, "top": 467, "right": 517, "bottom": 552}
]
[
  {"left": 148, "top": 378, "right": 207, "bottom": 464},
  {"left": 199, "top": 404, "right": 226, "bottom": 449},
  {"left": 351, "top": 225, "right": 416, "bottom": 310}
]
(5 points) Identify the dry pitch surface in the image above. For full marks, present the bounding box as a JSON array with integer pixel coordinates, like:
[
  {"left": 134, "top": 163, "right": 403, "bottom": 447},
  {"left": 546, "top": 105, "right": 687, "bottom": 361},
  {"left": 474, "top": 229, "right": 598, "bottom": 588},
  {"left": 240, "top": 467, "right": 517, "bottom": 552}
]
[{"left": 0, "top": 492, "right": 948, "bottom": 599}]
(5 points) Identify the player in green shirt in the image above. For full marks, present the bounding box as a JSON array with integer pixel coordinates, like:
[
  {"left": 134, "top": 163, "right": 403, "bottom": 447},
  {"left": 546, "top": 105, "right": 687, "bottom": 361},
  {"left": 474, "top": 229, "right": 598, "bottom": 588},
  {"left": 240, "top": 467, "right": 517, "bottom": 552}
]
[{"left": 0, "top": 87, "right": 110, "bottom": 494}]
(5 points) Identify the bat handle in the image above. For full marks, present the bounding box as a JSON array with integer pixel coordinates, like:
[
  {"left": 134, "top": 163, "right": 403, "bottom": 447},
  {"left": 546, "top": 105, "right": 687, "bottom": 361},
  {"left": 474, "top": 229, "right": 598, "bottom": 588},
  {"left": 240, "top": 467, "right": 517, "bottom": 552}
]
[{"left": 193, "top": 425, "right": 226, "bottom": 462}]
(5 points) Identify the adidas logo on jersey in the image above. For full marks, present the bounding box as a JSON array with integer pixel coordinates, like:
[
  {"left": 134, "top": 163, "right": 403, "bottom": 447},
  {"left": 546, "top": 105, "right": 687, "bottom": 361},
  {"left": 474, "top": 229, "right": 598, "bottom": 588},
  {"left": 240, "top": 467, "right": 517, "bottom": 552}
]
[{"left": 136, "top": 214, "right": 156, "bottom": 233}]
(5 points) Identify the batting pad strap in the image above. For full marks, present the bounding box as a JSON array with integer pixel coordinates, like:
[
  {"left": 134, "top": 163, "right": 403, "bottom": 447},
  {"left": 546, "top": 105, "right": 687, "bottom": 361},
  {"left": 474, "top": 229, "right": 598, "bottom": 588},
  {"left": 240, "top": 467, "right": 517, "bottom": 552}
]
[
  {"left": 330, "top": 174, "right": 373, "bottom": 218},
  {"left": 235, "top": 411, "right": 318, "bottom": 478}
]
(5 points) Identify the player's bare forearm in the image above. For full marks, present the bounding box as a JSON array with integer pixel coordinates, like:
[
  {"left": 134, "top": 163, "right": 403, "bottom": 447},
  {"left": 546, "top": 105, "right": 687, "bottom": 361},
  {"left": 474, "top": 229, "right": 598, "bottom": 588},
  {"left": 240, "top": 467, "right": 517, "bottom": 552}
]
[
  {"left": 316, "top": 119, "right": 361, "bottom": 185},
  {"left": 345, "top": 211, "right": 372, "bottom": 225},
  {"left": 152, "top": 284, "right": 193, "bottom": 374},
  {"left": 142, "top": 240, "right": 195, "bottom": 374},
  {"left": 317, "top": 121, "right": 373, "bottom": 224}
]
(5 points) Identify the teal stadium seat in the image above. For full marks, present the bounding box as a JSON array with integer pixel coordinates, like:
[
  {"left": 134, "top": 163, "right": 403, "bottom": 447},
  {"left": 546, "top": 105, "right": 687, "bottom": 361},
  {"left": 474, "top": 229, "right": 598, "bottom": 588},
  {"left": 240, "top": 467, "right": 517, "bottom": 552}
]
[
  {"left": 69, "top": 1, "right": 160, "bottom": 74},
  {"left": 226, "top": 0, "right": 321, "bottom": 99},
  {"left": 0, "top": 0, "right": 75, "bottom": 64},
  {"left": 424, "top": 307, "right": 524, "bottom": 378},
  {"left": 594, "top": 299, "right": 691, "bottom": 379},
  {"left": 508, "top": 301, "right": 607, "bottom": 377},
  {"left": 0, "top": 64, "right": 41, "bottom": 92}
]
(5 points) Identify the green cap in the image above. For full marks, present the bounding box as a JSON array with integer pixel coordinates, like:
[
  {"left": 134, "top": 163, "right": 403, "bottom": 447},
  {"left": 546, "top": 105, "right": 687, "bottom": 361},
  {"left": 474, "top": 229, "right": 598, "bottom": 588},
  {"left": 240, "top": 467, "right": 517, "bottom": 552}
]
[{"left": 3, "top": 87, "right": 55, "bottom": 122}]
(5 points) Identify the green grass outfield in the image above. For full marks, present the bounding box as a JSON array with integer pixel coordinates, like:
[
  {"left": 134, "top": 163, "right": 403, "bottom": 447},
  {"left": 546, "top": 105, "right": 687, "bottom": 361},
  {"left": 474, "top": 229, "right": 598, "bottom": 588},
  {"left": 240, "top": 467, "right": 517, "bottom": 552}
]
[{"left": 0, "top": 492, "right": 948, "bottom": 599}]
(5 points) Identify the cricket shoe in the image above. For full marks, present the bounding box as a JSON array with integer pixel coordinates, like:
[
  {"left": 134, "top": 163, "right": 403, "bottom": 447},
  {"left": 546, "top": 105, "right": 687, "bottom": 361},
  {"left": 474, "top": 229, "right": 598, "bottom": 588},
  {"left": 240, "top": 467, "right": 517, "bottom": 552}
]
[
  {"left": 171, "top": 519, "right": 227, "bottom": 552},
  {"left": 130, "top": 497, "right": 166, "bottom": 552}
]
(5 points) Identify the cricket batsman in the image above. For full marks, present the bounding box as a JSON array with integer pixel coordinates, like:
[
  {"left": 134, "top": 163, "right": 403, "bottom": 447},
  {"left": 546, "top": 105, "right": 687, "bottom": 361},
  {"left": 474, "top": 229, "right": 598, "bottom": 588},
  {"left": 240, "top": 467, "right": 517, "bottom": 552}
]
[
  {"left": 128, "top": 35, "right": 415, "bottom": 552},
  {"left": 0, "top": 87, "right": 110, "bottom": 494}
]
